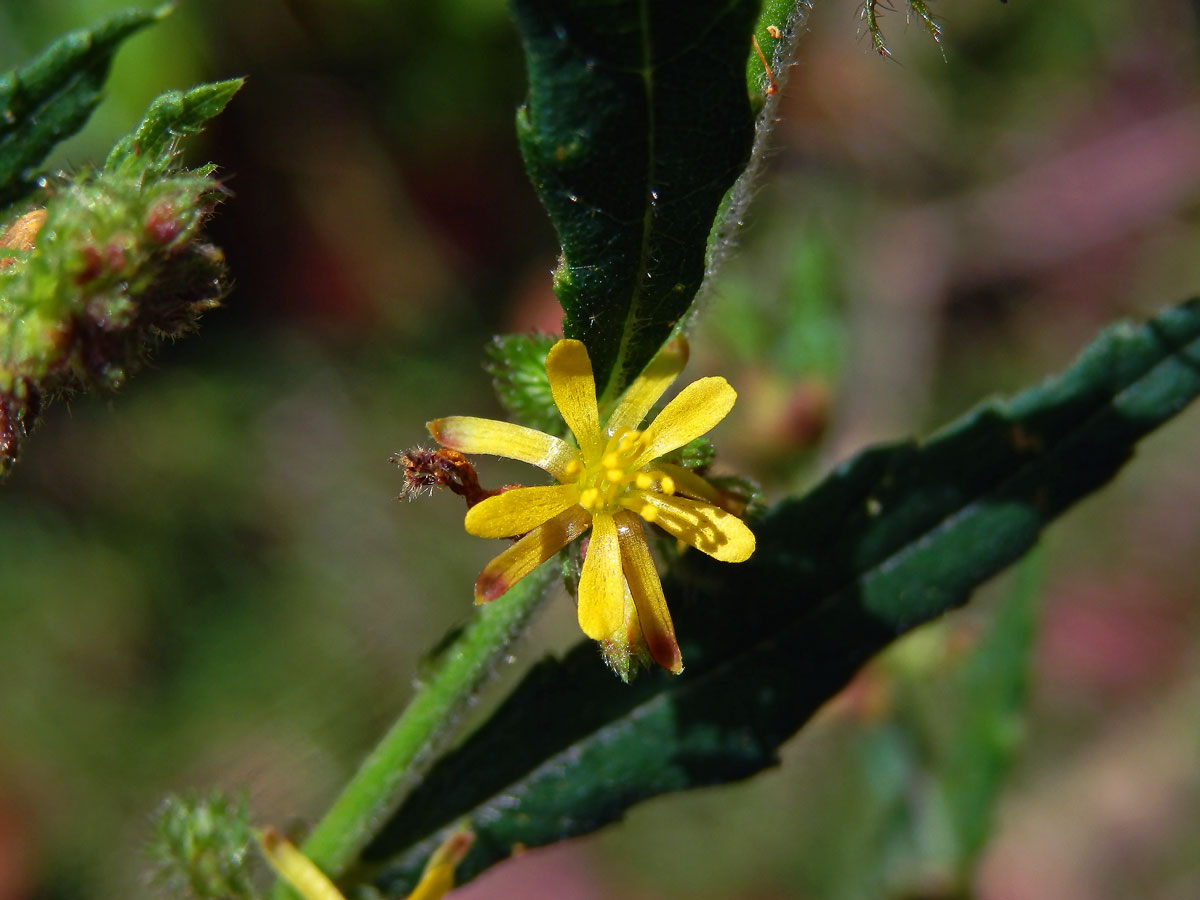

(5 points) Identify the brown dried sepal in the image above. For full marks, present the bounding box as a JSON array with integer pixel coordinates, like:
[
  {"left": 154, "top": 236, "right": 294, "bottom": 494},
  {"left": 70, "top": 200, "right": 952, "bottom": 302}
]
[
  {"left": 0, "top": 397, "right": 17, "bottom": 469},
  {"left": 391, "top": 446, "right": 519, "bottom": 509},
  {"left": 0, "top": 379, "right": 42, "bottom": 474}
]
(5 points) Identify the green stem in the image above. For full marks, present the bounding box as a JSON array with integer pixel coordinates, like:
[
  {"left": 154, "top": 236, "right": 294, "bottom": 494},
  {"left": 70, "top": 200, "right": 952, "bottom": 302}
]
[{"left": 292, "top": 563, "right": 555, "bottom": 886}]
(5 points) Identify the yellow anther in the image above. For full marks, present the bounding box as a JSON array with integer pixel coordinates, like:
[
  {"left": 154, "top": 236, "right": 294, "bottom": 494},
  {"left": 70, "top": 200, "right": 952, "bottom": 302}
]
[
  {"left": 640, "top": 504, "right": 659, "bottom": 523},
  {"left": 580, "top": 488, "right": 600, "bottom": 509},
  {"left": 564, "top": 458, "right": 583, "bottom": 478},
  {"left": 635, "top": 472, "right": 654, "bottom": 490},
  {"left": 618, "top": 430, "right": 640, "bottom": 449},
  {"left": 660, "top": 475, "right": 676, "bottom": 496},
  {"left": 602, "top": 452, "right": 620, "bottom": 468},
  {"left": 606, "top": 468, "right": 624, "bottom": 483}
]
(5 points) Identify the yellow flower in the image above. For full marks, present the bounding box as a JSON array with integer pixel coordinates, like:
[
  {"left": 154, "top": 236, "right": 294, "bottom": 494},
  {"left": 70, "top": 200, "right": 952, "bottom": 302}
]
[
  {"left": 259, "top": 826, "right": 472, "bottom": 900},
  {"left": 428, "top": 338, "right": 755, "bottom": 674}
]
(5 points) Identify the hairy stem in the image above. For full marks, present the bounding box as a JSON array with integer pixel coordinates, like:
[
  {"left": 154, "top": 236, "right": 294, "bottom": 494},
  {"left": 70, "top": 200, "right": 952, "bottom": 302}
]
[{"left": 283, "top": 564, "right": 556, "bottom": 891}]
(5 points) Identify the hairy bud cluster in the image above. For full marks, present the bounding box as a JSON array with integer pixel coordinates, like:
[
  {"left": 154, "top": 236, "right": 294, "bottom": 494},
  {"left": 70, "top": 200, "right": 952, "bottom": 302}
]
[{"left": 0, "top": 166, "right": 229, "bottom": 472}]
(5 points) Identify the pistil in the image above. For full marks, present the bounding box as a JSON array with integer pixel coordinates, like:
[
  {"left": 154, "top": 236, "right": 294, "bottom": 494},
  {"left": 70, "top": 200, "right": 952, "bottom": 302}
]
[{"left": 573, "top": 427, "right": 676, "bottom": 517}]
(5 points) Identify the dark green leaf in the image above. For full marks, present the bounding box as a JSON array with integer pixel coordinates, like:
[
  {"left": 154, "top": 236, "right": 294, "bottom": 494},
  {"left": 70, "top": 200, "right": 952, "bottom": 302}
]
[
  {"left": 482, "top": 333, "right": 562, "bottom": 436},
  {"left": 511, "top": 0, "right": 758, "bottom": 402},
  {"left": 357, "top": 298, "right": 1200, "bottom": 895},
  {"left": 0, "top": 6, "right": 165, "bottom": 210},
  {"left": 105, "top": 78, "right": 244, "bottom": 176}
]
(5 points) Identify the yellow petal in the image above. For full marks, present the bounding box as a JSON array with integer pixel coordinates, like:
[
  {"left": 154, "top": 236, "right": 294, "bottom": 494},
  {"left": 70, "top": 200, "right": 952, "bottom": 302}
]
[
  {"left": 654, "top": 462, "right": 723, "bottom": 505},
  {"left": 406, "top": 865, "right": 453, "bottom": 900},
  {"left": 634, "top": 377, "right": 736, "bottom": 466},
  {"left": 546, "top": 339, "right": 602, "bottom": 459},
  {"left": 407, "top": 828, "right": 474, "bottom": 900},
  {"left": 258, "top": 829, "right": 346, "bottom": 900},
  {"left": 627, "top": 491, "right": 755, "bottom": 562},
  {"left": 577, "top": 512, "right": 625, "bottom": 640},
  {"left": 428, "top": 416, "right": 579, "bottom": 482},
  {"left": 604, "top": 338, "right": 688, "bottom": 434},
  {"left": 475, "top": 506, "right": 591, "bottom": 603},
  {"left": 615, "top": 511, "right": 682, "bottom": 673},
  {"left": 464, "top": 484, "right": 580, "bottom": 538},
  {"left": 596, "top": 580, "right": 640, "bottom": 680}
]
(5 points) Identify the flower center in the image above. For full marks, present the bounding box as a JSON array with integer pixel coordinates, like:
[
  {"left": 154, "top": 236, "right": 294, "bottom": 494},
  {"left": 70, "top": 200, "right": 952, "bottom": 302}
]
[{"left": 564, "top": 427, "right": 674, "bottom": 518}]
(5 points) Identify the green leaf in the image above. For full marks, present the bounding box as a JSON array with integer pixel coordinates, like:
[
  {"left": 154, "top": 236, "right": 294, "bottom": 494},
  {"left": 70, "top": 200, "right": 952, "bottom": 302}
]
[
  {"left": 511, "top": 0, "right": 759, "bottom": 403},
  {"left": 355, "top": 298, "right": 1200, "bottom": 895},
  {"left": 105, "top": 78, "right": 244, "bottom": 176},
  {"left": 482, "top": 333, "right": 562, "bottom": 435},
  {"left": 0, "top": 6, "right": 166, "bottom": 210}
]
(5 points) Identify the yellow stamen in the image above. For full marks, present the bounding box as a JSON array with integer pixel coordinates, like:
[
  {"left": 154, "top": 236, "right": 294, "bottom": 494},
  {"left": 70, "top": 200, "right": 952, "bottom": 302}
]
[
  {"left": 564, "top": 458, "right": 583, "bottom": 477},
  {"left": 635, "top": 472, "right": 654, "bottom": 489},
  {"left": 601, "top": 452, "right": 619, "bottom": 468},
  {"left": 606, "top": 468, "right": 624, "bottom": 483},
  {"left": 660, "top": 475, "right": 676, "bottom": 495},
  {"left": 580, "top": 487, "right": 600, "bottom": 509},
  {"left": 640, "top": 504, "right": 658, "bottom": 523}
]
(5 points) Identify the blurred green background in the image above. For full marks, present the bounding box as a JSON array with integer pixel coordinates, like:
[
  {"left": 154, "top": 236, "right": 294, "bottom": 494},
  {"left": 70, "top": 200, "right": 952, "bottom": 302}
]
[{"left": 2, "top": 1, "right": 1200, "bottom": 898}]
